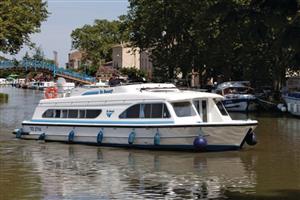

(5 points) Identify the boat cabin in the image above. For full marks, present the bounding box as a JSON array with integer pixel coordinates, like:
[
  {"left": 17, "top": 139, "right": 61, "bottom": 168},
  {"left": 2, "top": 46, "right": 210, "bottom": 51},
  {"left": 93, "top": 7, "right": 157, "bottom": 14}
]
[{"left": 33, "top": 83, "right": 231, "bottom": 125}]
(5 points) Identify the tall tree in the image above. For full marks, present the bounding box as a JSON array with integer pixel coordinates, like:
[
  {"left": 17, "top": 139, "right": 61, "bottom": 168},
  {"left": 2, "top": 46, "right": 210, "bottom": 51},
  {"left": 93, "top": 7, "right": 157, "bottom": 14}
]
[
  {"left": 126, "top": 0, "right": 300, "bottom": 90},
  {"left": 71, "top": 19, "right": 129, "bottom": 67},
  {"left": 0, "top": 0, "right": 48, "bottom": 54}
]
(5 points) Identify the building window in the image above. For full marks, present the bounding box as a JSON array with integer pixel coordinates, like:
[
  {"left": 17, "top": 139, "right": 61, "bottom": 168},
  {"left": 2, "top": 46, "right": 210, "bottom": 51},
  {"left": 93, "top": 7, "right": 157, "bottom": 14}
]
[{"left": 119, "top": 103, "right": 170, "bottom": 119}]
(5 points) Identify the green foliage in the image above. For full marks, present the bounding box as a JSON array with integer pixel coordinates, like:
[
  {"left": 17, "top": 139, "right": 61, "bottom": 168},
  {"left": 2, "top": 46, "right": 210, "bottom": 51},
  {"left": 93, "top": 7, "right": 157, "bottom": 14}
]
[
  {"left": 22, "top": 47, "right": 55, "bottom": 64},
  {"left": 72, "top": 63, "right": 98, "bottom": 76},
  {"left": 32, "top": 46, "right": 45, "bottom": 61},
  {"left": 0, "top": 0, "right": 48, "bottom": 54},
  {"left": 120, "top": 67, "right": 147, "bottom": 82},
  {"left": 71, "top": 19, "right": 129, "bottom": 67},
  {"left": 126, "top": 0, "right": 300, "bottom": 90},
  {"left": 0, "top": 71, "right": 10, "bottom": 78}
]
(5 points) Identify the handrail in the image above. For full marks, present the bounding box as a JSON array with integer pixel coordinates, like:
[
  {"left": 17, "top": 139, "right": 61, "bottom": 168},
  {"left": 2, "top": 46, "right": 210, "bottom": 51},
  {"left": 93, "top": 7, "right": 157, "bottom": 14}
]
[{"left": 0, "top": 60, "right": 96, "bottom": 83}]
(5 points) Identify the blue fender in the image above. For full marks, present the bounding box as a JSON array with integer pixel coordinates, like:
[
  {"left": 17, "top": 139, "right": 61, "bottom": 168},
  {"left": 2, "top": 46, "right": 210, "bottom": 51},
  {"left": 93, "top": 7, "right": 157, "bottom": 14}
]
[
  {"left": 193, "top": 136, "right": 207, "bottom": 150},
  {"left": 128, "top": 131, "right": 136, "bottom": 144},
  {"left": 154, "top": 132, "right": 160, "bottom": 145},
  {"left": 246, "top": 132, "right": 257, "bottom": 146},
  {"left": 68, "top": 130, "right": 75, "bottom": 142},
  {"left": 15, "top": 128, "right": 23, "bottom": 139},
  {"left": 97, "top": 129, "right": 104, "bottom": 144},
  {"left": 38, "top": 132, "right": 46, "bottom": 140}
]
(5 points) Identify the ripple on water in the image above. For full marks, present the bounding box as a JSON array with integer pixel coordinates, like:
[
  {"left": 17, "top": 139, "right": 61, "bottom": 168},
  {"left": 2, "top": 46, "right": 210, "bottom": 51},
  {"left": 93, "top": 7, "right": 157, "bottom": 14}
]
[{"left": 1, "top": 87, "right": 300, "bottom": 200}]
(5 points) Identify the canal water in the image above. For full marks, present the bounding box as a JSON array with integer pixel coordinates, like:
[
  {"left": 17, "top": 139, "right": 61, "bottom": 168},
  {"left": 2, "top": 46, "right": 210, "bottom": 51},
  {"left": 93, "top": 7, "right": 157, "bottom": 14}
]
[{"left": 0, "top": 87, "right": 300, "bottom": 200}]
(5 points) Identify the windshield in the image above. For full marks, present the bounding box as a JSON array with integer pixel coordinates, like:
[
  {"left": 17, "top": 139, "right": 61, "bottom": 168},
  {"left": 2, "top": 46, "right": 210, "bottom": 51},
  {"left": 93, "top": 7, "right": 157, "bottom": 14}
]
[
  {"left": 214, "top": 99, "right": 228, "bottom": 116},
  {"left": 172, "top": 102, "right": 196, "bottom": 117}
]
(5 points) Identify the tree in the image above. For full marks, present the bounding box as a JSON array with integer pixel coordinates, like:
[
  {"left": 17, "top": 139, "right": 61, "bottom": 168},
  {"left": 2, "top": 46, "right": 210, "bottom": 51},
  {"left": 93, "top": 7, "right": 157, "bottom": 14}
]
[
  {"left": 125, "top": 0, "right": 300, "bottom": 91},
  {"left": 120, "top": 67, "right": 147, "bottom": 82},
  {"left": 22, "top": 46, "right": 54, "bottom": 65},
  {"left": 0, "top": 0, "right": 48, "bottom": 54},
  {"left": 71, "top": 19, "right": 129, "bottom": 67},
  {"left": 32, "top": 46, "right": 45, "bottom": 61}
]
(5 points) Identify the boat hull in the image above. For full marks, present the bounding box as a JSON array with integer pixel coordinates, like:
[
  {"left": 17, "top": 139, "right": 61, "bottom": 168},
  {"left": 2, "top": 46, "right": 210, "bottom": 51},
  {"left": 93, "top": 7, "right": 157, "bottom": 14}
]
[
  {"left": 15, "top": 121, "right": 257, "bottom": 151},
  {"left": 223, "top": 98, "right": 257, "bottom": 112},
  {"left": 283, "top": 95, "right": 300, "bottom": 116}
]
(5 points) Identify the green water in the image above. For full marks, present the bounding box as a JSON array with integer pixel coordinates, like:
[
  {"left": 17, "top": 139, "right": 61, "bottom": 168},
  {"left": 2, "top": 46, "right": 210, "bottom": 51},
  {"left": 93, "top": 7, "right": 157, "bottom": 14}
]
[{"left": 0, "top": 87, "right": 300, "bottom": 200}]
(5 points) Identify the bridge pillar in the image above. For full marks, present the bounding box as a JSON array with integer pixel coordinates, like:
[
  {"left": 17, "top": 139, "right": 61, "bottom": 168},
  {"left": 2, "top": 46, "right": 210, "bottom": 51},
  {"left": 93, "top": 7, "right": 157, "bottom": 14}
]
[{"left": 52, "top": 64, "right": 56, "bottom": 77}]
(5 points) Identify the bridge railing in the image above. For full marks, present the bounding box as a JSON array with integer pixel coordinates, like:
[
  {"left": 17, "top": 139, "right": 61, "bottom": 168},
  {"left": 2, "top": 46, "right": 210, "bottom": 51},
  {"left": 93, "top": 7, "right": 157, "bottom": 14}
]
[{"left": 0, "top": 60, "right": 96, "bottom": 83}]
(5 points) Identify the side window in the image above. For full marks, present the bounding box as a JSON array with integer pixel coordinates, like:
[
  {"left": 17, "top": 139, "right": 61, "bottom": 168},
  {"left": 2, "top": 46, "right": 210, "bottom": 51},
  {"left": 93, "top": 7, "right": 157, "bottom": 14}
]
[
  {"left": 120, "top": 104, "right": 140, "bottom": 118},
  {"left": 62, "top": 110, "right": 68, "bottom": 118},
  {"left": 119, "top": 103, "right": 170, "bottom": 119},
  {"left": 42, "top": 109, "right": 101, "bottom": 119},
  {"left": 79, "top": 110, "right": 86, "bottom": 118},
  {"left": 68, "top": 110, "right": 78, "bottom": 118},
  {"left": 214, "top": 99, "right": 228, "bottom": 116},
  {"left": 172, "top": 102, "right": 196, "bottom": 117},
  {"left": 143, "top": 104, "right": 151, "bottom": 118},
  {"left": 42, "top": 109, "right": 54, "bottom": 118},
  {"left": 202, "top": 100, "right": 207, "bottom": 122},
  {"left": 54, "top": 110, "right": 61, "bottom": 118},
  {"left": 86, "top": 110, "right": 102, "bottom": 118},
  {"left": 193, "top": 100, "right": 207, "bottom": 122},
  {"left": 163, "top": 104, "right": 170, "bottom": 118}
]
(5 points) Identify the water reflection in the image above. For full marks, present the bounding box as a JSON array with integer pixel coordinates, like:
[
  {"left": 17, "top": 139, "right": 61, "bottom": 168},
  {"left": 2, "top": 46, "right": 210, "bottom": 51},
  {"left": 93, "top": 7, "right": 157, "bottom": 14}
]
[
  {"left": 0, "top": 92, "right": 8, "bottom": 104},
  {"left": 2, "top": 87, "right": 300, "bottom": 199},
  {"left": 11, "top": 143, "right": 256, "bottom": 200}
]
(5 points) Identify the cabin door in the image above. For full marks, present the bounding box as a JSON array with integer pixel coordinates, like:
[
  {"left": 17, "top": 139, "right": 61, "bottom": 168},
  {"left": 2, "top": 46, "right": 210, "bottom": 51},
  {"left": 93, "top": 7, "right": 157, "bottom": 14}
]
[{"left": 193, "top": 99, "right": 207, "bottom": 122}]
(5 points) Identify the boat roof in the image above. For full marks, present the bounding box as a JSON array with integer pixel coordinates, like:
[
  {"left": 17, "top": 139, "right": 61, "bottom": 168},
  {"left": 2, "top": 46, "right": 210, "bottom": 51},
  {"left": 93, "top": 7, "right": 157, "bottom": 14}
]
[
  {"left": 217, "top": 81, "right": 250, "bottom": 90},
  {"left": 40, "top": 83, "right": 223, "bottom": 104}
]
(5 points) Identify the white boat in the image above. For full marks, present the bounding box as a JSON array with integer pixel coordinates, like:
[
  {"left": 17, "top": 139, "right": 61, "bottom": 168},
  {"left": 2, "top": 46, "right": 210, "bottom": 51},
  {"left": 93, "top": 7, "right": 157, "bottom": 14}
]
[
  {"left": 282, "top": 77, "right": 300, "bottom": 116},
  {"left": 0, "top": 78, "right": 7, "bottom": 86},
  {"left": 14, "top": 83, "right": 258, "bottom": 151},
  {"left": 38, "top": 81, "right": 56, "bottom": 91},
  {"left": 216, "top": 81, "right": 257, "bottom": 112},
  {"left": 28, "top": 81, "right": 39, "bottom": 89}
]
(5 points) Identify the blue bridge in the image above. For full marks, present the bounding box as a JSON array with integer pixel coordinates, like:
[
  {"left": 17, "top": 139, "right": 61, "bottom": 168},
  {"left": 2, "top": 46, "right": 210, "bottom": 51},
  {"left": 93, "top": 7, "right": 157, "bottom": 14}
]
[{"left": 0, "top": 60, "right": 96, "bottom": 84}]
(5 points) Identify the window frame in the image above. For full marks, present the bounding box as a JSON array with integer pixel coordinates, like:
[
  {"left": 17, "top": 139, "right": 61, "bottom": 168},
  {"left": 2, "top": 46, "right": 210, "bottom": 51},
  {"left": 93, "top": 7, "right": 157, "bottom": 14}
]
[
  {"left": 119, "top": 103, "right": 171, "bottom": 119},
  {"left": 172, "top": 101, "right": 197, "bottom": 117},
  {"left": 213, "top": 99, "right": 229, "bottom": 116},
  {"left": 42, "top": 109, "right": 102, "bottom": 119}
]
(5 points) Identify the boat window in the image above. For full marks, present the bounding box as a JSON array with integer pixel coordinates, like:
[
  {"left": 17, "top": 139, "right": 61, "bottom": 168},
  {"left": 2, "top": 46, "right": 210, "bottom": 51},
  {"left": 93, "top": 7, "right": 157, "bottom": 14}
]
[
  {"left": 172, "top": 102, "right": 196, "bottom": 117},
  {"left": 86, "top": 109, "right": 102, "bottom": 118},
  {"left": 214, "top": 99, "right": 228, "bottom": 116},
  {"left": 42, "top": 109, "right": 101, "bottom": 119},
  {"left": 202, "top": 101, "right": 207, "bottom": 122},
  {"left": 163, "top": 104, "right": 171, "bottom": 118},
  {"left": 152, "top": 103, "right": 163, "bottom": 118},
  {"left": 62, "top": 110, "right": 68, "bottom": 118},
  {"left": 68, "top": 109, "right": 78, "bottom": 118},
  {"left": 193, "top": 100, "right": 207, "bottom": 122},
  {"left": 143, "top": 104, "right": 151, "bottom": 118},
  {"left": 119, "top": 103, "right": 170, "bottom": 119},
  {"left": 54, "top": 110, "right": 61, "bottom": 118},
  {"left": 120, "top": 104, "right": 140, "bottom": 118},
  {"left": 42, "top": 109, "right": 54, "bottom": 118},
  {"left": 79, "top": 110, "right": 86, "bottom": 118},
  {"left": 82, "top": 90, "right": 99, "bottom": 96}
]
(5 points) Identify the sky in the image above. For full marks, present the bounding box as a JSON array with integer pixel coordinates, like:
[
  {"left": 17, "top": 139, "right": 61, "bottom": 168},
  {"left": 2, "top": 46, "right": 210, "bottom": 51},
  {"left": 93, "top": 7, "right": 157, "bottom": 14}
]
[{"left": 3, "top": 0, "right": 129, "bottom": 67}]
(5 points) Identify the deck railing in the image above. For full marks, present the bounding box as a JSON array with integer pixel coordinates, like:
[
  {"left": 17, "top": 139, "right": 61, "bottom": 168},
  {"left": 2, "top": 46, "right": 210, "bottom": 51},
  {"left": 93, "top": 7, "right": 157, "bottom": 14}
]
[{"left": 0, "top": 60, "right": 96, "bottom": 83}]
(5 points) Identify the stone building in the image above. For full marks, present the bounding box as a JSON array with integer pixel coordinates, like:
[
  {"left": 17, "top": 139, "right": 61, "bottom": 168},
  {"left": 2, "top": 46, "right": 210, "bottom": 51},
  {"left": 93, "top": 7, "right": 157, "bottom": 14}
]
[
  {"left": 112, "top": 43, "right": 153, "bottom": 78},
  {"left": 96, "top": 61, "right": 119, "bottom": 82},
  {"left": 66, "top": 51, "right": 83, "bottom": 70}
]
